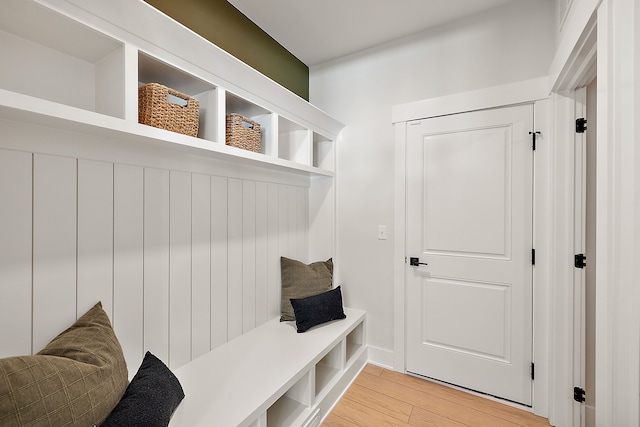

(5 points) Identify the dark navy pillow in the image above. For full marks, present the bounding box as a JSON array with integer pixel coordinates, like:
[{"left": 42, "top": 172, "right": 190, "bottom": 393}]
[
  {"left": 101, "top": 351, "right": 184, "bottom": 427},
  {"left": 290, "top": 286, "right": 346, "bottom": 333}
]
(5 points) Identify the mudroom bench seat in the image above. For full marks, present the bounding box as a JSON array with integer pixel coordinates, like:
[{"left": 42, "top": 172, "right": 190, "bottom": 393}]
[{"left": 169, "top": 307, "right": 367, "bottom": 427}]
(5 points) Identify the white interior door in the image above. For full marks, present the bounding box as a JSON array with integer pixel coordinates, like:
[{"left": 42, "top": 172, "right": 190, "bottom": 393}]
[{"left": 405, "top": 104, "right": 534, "bottom": 405}]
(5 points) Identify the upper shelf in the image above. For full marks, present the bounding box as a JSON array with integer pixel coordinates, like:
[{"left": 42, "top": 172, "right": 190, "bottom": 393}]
[{"left": 0, "top": 0, "right": 342, "bottom": 177}]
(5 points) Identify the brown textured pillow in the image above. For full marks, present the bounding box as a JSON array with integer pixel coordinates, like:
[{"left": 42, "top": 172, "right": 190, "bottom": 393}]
[
  {"left": 0, "top": 302, "right": 128, "bottom": 427},
  {"left": 280, "top": 257, "right": 333, "bottom": 321}
]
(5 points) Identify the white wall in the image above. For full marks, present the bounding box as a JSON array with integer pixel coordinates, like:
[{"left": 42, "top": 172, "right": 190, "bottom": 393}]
[{"left": 310, "top": 0, "right": 556, "bottom": 364}]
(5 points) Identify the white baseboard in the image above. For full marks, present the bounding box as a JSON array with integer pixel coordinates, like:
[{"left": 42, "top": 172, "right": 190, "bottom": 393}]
[{"left": 366, "top": 345, "right": 395, "bottom": 370}]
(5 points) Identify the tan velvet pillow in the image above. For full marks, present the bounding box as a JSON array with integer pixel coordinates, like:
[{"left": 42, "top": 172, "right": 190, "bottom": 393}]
[
  {"left": 0, "top": 302, "right": 128, "bottom": 427},
  {"left": 280, "top": 257, "right": 333, "bottom": 321}
]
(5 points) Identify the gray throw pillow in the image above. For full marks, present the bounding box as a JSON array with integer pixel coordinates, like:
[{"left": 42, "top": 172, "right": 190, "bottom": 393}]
[
  {"left": 280, "top": 257, "right": 333, "bottom": 321},
  {"left": 0, "top": 302, "right": 128, "bottom": 427}
]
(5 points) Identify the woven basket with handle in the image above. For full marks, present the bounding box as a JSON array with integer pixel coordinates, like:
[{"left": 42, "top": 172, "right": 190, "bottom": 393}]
[
  {"left": 226, "top": 113, "right": 261, "bottom": 152},
  {"left": 138, "top": 83, "right": 200, "bottom": 137}
]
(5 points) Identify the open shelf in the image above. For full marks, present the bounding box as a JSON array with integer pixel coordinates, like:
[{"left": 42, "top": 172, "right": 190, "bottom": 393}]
[
  {"left": 279, "top": 116, "right": 311, "bottom": 165},
  {"left": 138, "top": 51, "right": 219, "bottom": 141},
  {"left": 0, "top": 0, "right": 124, "bottom": 119},
  {"left": 267, "top": 371, "right": 311, "bottom": 427},
  {"left": 315, "top": 345, "right": 343, "bottom": 398},
  {"left": 313, "top": 132, "right": 335, "bottom": 171},
  {"left": 225, "top": 92, "right": 273, "bottom": 156},
  {"left": 0, "top": 90, "right": 334, "bottom": 179},
  {"left": 346, "top": 321, "right": 365, "bottom": 365},
  {"left": 0, "top": 0, "right": 340, "bottom": 178}
]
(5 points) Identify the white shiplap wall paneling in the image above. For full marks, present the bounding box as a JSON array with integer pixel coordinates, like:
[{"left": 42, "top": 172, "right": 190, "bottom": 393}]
[
  {"left": 0, "top": 142, "right": 314, "bottom": 372},
  {"left": 143, "top": 167, "right": 171, "bottom": 363},
  {"left": 32, "top": 153, "right": 77, "bottom": 352},
  {"left": 77, "top": 159, "right": 114, "bottom": 318},
  {"left": 169, "top": 170, "right": 193, "bottom": 369},
  {"left": 0, "top": 149, "right": 32, "bottom": 357},
  {"left": 113, "top": 163, "right": 145, "bottom": 375},
  {"left": 191, "top": 173, "right": 212, "bottom": 360},
  {"left": 210, "top": 175, "right": 229, "bottom": 349}
]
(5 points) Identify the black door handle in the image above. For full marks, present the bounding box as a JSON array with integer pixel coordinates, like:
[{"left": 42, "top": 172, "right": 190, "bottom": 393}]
[{"left": 409, "top": 257, "right": 428, "bottom": 266}]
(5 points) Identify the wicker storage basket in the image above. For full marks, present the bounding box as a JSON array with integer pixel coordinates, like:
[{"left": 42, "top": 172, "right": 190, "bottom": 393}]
[
  {"left": 226, "top": 113, "right": 261, "bottom": 152},
  {"left": 138, "top": 83, "right": 200, "bottom": 137}
]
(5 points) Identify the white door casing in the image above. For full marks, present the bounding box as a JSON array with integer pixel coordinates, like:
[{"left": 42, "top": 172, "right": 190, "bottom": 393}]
[{"left": 405, "top": 104, "right": 534, "bottom": 405}]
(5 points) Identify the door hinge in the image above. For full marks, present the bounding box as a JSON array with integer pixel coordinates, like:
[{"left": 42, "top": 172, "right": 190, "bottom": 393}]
[
  {"left": 575, "top": 253, "right": 586, "bottom": 269},
  {"left": 576, "top": 118, "right": 587, "bottom": 133},
  {"left": 531, "top": 249, "right": 536, "bottom": 266},
  {"left": 531, "top": 363, "right": 535, "bottom": 380},
  {"left": 529, "top": 131, "right": 540, "bottom": 150},
  {"left": 574, "top": 386, "right": 586, "bottom": 403}
]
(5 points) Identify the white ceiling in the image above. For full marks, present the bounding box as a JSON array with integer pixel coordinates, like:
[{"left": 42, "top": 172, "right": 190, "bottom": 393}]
[{"left": 227, "top": 0, "right": 516, "bottom": 66}]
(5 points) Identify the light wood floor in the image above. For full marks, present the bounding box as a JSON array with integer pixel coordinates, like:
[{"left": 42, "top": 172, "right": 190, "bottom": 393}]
[{"left": 322, "top": 364, "right": 552, "bottom": 427}]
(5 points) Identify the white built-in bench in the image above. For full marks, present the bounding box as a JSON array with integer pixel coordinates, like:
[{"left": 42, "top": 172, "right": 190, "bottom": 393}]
[{"left": 169, "top": 307, "right": 367, "bottom": 427}]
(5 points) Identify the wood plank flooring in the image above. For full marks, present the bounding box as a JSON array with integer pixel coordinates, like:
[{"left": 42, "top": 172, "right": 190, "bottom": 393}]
[{"left": 322, "top": 364, "right": 552, "bottom": 427}]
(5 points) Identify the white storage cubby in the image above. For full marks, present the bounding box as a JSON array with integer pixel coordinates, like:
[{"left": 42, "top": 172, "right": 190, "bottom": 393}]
[
  {"left": 267, "top": 371, "right": 312, "bottom": 427},
  {"left": 279, "top": 116, "right": 312, "bottom": 165},
  {"left": 138, "top": 51, "right": 218, "bottom": 141},
  {"left": 313, "top": 132, "right": 335, "bottom": 171},
  {"left": 0, "top": 0, "right": 341, "bottom": 179},
  {"left": 346, "top": 320, "right": 365, "bottom": 365},
  {"left": 0, "top": 0, "right": 124, "bottom": 119},
  {"left": 225, "top": 91, "right": 273, "bottom": 155},
  {"left": 170, "top": 308, "right": 366, "bottom": 427},
  {"left": 315, "top": 344, "right": 343, "bottom": 398}
]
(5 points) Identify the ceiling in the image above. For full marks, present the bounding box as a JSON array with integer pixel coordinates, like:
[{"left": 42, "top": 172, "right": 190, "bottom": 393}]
[{"left": 227, "top": 0, "right": 516, "bottom": 66}]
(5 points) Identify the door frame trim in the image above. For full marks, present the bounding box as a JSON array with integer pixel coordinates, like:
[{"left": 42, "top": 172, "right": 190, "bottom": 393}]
[{"left": 393, "top": 77, "right": 550, "bottom": 414}]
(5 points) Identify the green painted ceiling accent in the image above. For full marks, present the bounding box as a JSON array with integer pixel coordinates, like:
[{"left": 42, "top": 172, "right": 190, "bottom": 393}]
[{"left": 144, "top": 0, "right": 309, "bottom": 100}]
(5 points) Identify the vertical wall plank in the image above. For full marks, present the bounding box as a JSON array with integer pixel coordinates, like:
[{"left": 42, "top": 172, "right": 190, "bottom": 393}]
[
  {"left": 113, "top": 164, "right": 144, "bottom": 374},
  {"left": 279, "top": 185, "right": 291, "bottom": 259},
  {"left": 169, "top": 171, "right": 192, "bottom": 369},
  {"left": 295, "top": 186, "right": 309, "bottom": 262},
  {"left": 255, "top": 182, "right": 269, "bottom": 326},
  {"left": 144, "top": 167, "right": 170, "bottom": 362},
  {"left": 211, "top": 176, "right": 228, "bottom": 348},
  {"left": 242, "top": 180, "right": 256, "bottom": 333},
  {"left": 227, "top": 178, "right": 243, "bottom": 340},
  {"left": 289, "top": 186, "right": 302, "bottom": 260},
  {"left": 267, "top": 183, "right": 280, "bottom": 320},
  {"left": 0, "top": 150, "right": 32, "bottom": 357},
  {"left": 192, "top": 173, "right": 211, "bottom": 359},
  {"left": 77, "top": 159, "right": 114, "bottom": 317},
  {"left": 33, "top": 154, "right": 77, "bottom": 352}
]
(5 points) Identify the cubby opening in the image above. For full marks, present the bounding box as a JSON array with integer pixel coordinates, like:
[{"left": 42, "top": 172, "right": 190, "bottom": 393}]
[
  {"left": 225, "top": 92, "right": 272, "bottom": 155},
  {"left": 267, "top": 371, "right": 311, "bottom": 427},
  {"left": 312, "top": 133, "right": 335, "bottom": 171},
  {"left": 315, "top": 345, "right": 343, "bottom": 398},
  {"left": 0, "top": 0, "right": 124, "bottom": 118},
  {"left": 279, "top": 116, "right": 311, "bottom": 165},
  {"left": 138, "top": 51, "right": 217, "bottom": 140},
  {"left": 346, "top": 322, "right": 365, "bottom": 364}
]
